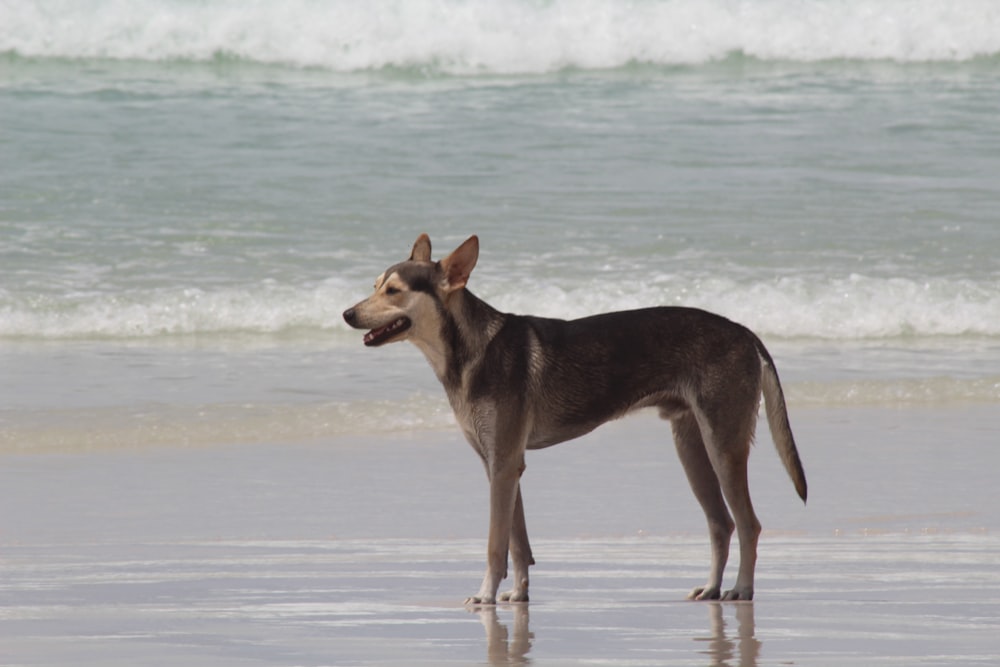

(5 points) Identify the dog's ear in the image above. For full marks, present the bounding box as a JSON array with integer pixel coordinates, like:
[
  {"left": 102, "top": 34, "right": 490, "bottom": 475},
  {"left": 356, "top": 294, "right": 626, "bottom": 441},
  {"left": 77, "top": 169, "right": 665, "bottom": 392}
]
[
  {"left": 409, "top": 233, "right": 432, "bottom": 262},
  {"left": 438, "top": 235, "right": 479, "bottom": 292}
]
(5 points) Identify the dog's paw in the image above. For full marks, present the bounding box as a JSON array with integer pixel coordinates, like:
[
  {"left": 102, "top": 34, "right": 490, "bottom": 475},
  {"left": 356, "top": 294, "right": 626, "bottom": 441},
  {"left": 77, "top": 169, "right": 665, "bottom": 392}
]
[
  {"left": 687, "top": 586, "right": 722, "bottom": 601},
  {"left": 498, "top": 589, "right": 529, "bottom": 603},
  {"left": 721, "top": 586, "right": 753, "bottom": 601},
  {"left": 464, "top": 595, "right": 497, "bottom": 606}
]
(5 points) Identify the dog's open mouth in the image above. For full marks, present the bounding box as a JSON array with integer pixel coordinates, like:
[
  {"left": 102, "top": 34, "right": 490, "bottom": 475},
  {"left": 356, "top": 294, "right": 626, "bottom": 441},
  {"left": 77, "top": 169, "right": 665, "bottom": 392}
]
[{"left": 363, "top": 317, "right": 411, "bottom": 346}]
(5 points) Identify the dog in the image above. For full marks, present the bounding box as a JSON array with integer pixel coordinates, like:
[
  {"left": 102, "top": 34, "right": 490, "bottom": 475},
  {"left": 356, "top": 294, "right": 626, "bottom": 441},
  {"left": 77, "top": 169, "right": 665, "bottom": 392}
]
[{"left": 343, "top": 234, "right": 807, "bottom": 604}]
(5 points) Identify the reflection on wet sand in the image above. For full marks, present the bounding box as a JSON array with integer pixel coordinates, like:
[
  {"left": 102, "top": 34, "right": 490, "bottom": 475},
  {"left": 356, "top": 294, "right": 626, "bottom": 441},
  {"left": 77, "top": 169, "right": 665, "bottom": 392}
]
[
  {"left": 474, "top": 601, "right": 758, "bottom": 666},
  {"left": 697, "top": 602, "right": 760, "bottom": 667},
  {"left": 475, "top": 605, "right": 532, "bottom": 666}
]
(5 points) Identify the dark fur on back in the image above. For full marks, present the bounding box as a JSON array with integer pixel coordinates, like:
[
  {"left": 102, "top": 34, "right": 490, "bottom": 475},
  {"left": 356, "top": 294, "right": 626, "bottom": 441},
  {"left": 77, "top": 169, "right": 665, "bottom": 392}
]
[{"left": 439, "top": 288, "right": 767, "bottom": 452}]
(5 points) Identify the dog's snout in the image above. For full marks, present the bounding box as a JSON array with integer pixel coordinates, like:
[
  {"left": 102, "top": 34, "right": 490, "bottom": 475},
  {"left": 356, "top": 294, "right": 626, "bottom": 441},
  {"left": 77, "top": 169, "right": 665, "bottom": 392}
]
[{"left": 343, "top": 307, "right": 357, "bottom": 326}]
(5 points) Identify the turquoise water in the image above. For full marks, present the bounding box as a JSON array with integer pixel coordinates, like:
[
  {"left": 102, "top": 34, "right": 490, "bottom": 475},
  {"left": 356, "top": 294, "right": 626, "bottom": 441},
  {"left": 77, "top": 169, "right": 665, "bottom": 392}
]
[{"left": 2, "top": 0, "right": 999, "bottom": 449}]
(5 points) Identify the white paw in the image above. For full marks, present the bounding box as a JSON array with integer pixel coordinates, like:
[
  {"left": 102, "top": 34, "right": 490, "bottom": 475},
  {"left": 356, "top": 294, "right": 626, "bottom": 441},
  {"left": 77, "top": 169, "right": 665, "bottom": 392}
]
[
  {"left": 498, "top": 589, "right": 529, "bottom": 603},
  {"left": 687, "top": 586, "right": 722, "bottom": 601},
  {"left": 721, "top": 587, "right": 753, "bottom": 601},
  {"left": 464, "top": 595, "right": 497, "bottom": 606}
]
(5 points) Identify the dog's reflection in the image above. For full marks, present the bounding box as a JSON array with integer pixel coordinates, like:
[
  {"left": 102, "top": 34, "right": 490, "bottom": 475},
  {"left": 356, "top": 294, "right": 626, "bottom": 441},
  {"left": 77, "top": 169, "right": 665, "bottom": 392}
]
[
  {"left": 696, "top": 602, "right": 760, "bottom": 667},
  {"left": 474, "top": 605, "right": 532, "bottom": 666},
  {"left": 473, "top": 600, "right": 757, "bottom": 666}
]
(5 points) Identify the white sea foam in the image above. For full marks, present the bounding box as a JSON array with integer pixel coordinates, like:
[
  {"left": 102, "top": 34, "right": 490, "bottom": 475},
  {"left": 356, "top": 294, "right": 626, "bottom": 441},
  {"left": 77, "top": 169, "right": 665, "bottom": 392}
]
[
  {"left": 2, "top": 0, "right": 998, "bottom": 73},
  {"left": 2, "top": 273, "right": 998, "bottom": 342},
  {"left": 487, "top": 273, "right": 1000, "bottom": 340},
  {"left": 0, "top": 280, "right": 351, "bottom": 340}
]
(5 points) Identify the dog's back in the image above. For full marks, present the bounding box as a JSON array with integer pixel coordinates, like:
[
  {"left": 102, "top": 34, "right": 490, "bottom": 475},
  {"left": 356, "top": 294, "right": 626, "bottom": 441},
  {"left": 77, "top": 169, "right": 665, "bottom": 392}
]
[{"left": 476, "top": 306, "right": 768, "bottom": 451}]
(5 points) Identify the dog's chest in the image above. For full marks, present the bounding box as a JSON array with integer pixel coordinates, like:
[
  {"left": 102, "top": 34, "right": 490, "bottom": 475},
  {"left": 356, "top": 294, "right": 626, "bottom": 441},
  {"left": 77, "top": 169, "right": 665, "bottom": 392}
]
[{"left": 445, "top": 387, "right": 499, "bottom": 452}]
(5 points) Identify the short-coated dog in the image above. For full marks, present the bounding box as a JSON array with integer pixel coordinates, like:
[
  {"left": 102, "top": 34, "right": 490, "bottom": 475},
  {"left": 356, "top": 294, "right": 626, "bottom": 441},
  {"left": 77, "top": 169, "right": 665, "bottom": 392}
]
[{"left": 343, "top": 234, "right": 807, "bottom": 604}]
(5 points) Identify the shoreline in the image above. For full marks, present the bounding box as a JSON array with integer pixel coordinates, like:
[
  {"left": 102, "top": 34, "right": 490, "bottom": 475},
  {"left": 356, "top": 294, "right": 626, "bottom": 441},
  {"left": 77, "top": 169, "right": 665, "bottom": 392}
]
[
  {"left": 2, "top": 403, "right": 998, "bottom": 665},
  {"left": 3, "top": 387, "right": 1000, "bottom": 456}
]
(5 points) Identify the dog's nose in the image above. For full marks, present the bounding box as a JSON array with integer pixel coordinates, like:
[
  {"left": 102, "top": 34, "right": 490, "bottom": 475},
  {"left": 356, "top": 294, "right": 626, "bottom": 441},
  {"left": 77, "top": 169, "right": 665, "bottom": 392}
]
[{"left": 343, "top": 308, "right": 357, "bottom": 326}]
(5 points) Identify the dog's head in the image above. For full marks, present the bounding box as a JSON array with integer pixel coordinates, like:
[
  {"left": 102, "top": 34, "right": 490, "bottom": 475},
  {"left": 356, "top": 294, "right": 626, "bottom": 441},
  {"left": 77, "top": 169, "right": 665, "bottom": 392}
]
[{"left": 343, "top": 233, "right": 479, "bottom": 347}]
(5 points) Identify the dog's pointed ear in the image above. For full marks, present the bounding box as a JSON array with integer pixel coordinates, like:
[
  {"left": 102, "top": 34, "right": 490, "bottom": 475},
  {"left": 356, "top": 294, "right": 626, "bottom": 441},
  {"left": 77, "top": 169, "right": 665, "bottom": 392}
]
[
  {"left": 409, "top": 233, "right": 432, "bottom": 262},
  {"left": 438, "top": 235, "right": 479, "bottom": 292}
]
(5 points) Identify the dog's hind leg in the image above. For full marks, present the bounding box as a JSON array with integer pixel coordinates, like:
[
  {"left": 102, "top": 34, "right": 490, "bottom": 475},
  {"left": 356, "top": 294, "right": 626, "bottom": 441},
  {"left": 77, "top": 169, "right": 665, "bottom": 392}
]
[
  {"left": 699, "top": 402, "right": 761, "bottom": 601},
  {"left": 498, "top": 484, "right": 533, "bottom": 603},
  {"left": 715, "top": 453, "right": 760, "bottom": 601},
  {"left": 671, "top": 412, "right": 734, "bottom": 601}
]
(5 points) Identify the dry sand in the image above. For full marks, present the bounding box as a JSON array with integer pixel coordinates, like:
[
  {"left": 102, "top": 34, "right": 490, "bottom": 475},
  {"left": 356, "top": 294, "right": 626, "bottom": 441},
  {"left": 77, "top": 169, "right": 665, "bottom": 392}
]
[{"left": 2, "top": 405, "right": 998, "bottom": 666}]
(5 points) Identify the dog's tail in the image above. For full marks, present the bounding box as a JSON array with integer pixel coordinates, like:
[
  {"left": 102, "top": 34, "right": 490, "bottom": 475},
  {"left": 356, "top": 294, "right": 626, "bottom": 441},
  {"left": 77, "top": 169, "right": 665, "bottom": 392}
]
[{"left": 755, "top": 337, "right": 808, "bottom": 503}]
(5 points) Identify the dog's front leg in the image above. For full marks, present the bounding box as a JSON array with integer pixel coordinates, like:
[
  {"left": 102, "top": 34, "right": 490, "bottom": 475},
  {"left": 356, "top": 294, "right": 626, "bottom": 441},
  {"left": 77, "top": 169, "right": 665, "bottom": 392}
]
[
  {"left": 466, "top": 458, "right": 524, "bottom": 605},
  {"left": 498, "top": 484, "right": 533, "bottom": 603}
]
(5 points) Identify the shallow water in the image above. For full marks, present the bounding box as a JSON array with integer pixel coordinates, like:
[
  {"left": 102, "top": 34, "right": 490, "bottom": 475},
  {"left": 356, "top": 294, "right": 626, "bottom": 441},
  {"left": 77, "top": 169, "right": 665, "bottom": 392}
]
[
  {"left": 2, "top": 5, "right": 999, "bottom": 663},
  {"left": 3, "top": 2, "right": 1000, "bottom": 454}
]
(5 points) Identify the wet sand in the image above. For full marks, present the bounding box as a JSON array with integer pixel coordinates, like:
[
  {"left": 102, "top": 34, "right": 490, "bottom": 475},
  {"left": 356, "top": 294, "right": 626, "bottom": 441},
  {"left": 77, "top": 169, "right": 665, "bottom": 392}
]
[{"left": 2, "top": 405, "right": 998, "bottom": 665}]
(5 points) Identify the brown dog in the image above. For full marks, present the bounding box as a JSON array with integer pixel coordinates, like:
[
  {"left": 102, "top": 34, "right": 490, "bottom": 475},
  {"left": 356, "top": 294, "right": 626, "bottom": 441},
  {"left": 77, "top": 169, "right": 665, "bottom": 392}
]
[{"left": 344, "top": 234, "right": 807, "bottom": 604}]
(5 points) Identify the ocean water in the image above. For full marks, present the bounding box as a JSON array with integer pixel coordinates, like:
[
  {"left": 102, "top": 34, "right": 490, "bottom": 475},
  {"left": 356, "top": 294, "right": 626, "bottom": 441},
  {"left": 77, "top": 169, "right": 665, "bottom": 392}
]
[{"left": 2, "top": 0, "right": 999, "bottom": 451}]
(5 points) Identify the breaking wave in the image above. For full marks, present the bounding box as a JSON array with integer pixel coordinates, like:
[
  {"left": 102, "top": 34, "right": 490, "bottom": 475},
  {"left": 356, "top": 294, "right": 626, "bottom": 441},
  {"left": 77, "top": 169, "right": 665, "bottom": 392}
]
[
  {"left": 2, "top": 273, "right": 998, "bottom": 342},
  {"left": 3, "top": 0, "right": 999, "bottom": 74}
]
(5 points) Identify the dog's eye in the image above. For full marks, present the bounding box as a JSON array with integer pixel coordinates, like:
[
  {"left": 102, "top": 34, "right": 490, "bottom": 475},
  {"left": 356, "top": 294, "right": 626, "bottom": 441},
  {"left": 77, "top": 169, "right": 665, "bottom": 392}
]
[{"left": 385, "top": 286, "right": 401, "bottom": 296}]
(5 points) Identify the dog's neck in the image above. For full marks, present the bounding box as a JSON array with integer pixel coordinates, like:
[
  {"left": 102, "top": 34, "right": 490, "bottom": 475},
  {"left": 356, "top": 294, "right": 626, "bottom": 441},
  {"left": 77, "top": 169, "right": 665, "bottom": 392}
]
[{"left": 411, "top": 288, "right": 506, "bottom": 389}]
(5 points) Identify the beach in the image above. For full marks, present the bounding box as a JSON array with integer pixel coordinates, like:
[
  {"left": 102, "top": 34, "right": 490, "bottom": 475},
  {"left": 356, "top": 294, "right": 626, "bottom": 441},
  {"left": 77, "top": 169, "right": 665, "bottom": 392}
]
[
  {"left": 3, "top": 1, "right": 1000, "bottom": 664},
  {"left": 3, "top": 406, "right": 998, "bottom": 666}
]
